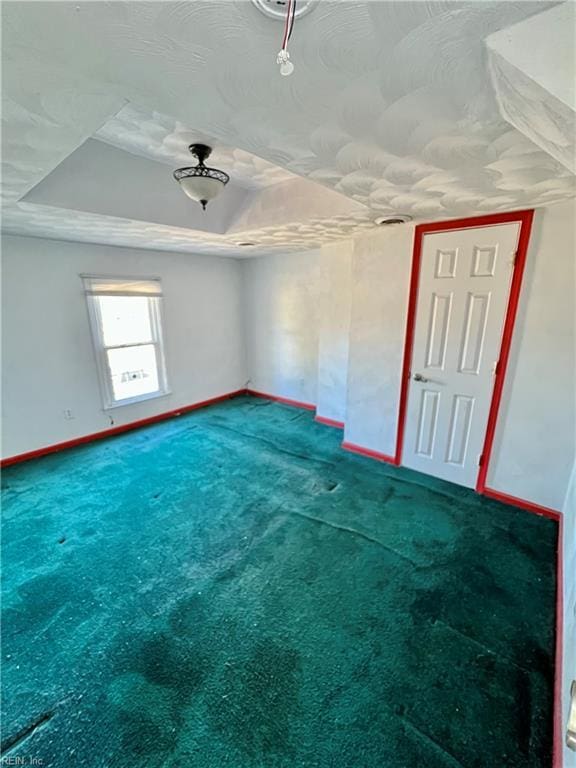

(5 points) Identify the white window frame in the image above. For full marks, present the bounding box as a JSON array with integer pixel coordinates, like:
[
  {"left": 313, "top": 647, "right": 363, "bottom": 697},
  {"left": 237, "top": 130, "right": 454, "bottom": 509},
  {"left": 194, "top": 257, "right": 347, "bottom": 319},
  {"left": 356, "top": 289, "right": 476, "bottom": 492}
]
[{"left": 83, "top": 275, "right": 170, "bottom": 409}]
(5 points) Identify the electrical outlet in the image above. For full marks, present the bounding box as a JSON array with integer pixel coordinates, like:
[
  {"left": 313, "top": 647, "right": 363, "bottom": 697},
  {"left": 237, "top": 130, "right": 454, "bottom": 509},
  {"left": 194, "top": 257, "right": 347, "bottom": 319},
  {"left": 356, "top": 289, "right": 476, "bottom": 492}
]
[{"left": 63, "top": 409, "right": 75, "bottom": 420}]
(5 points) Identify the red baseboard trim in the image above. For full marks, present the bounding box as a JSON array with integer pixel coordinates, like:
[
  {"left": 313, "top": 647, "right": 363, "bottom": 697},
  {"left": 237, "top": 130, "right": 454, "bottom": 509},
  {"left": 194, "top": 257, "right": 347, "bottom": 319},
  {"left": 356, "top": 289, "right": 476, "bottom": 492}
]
[
  {"left": 553, "top": 514, "right": 564, "bottom": 768},
  {"left": 315, "top": 415, "right": 345, "bottom": 429},
  {"left": 481, "top": 487, "right": 561, "bottom": 522},
  {"left": 246, "top": 388, "right": 316, "bottom": 411},
  {"left": 341, "top": 440, "right": 396, "bottom": 465},
  {"left": 0, "top": 389, "right": 247, "bottom": 467}
]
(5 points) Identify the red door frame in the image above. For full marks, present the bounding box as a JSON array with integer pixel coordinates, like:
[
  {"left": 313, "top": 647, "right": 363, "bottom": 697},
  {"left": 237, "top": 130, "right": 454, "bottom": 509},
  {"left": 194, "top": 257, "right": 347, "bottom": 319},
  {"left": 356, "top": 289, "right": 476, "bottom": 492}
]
[{"left": 394, "top": 209, "right": 536, "bottom": 495}]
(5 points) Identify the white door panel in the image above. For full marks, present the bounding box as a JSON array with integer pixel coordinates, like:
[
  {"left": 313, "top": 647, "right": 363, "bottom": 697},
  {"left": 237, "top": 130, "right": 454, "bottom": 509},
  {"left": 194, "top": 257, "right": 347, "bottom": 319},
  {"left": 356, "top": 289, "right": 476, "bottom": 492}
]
[{"left": 403, "top": 223, "right": 520, "bottom": 487}]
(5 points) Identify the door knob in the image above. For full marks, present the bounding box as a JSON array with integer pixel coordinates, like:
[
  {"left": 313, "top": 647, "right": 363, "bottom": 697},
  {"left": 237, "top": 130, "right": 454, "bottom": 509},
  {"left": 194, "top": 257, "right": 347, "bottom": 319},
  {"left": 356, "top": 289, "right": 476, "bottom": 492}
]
[{"left": 413, "top": 373, "right": 430, "bottom": 383}]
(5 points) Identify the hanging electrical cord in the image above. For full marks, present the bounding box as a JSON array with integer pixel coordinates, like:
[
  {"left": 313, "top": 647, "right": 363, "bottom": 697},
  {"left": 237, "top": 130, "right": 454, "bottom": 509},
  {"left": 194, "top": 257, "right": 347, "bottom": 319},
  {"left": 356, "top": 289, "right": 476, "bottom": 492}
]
[
  {"left": 288, "top": 0, "right": 296, "bottom": 40},
  {"left": 277, "top": 0, "right": 296, "bottom": 76}
]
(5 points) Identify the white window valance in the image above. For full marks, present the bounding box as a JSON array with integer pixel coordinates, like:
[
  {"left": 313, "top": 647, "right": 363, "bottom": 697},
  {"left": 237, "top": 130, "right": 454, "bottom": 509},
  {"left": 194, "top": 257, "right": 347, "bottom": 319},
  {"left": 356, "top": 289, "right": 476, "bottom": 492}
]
[{"left": 82, "top": 275, "right": 163, "bottom": 298}]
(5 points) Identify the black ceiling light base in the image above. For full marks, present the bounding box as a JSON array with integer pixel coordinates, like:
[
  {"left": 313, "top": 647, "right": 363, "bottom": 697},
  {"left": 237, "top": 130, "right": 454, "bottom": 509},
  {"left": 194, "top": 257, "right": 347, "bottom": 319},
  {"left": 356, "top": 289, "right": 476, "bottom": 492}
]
[{"left": 188, "top": 143, "right": 212, "bottom": 166}]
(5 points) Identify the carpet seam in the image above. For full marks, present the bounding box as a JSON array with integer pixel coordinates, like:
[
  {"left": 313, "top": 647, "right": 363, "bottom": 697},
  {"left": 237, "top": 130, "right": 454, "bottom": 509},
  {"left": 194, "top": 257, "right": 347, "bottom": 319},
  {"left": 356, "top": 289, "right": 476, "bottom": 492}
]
[
  {"left": 202, "top": 421, "right": 338, "bottom": 467},
  {"left": 288, "top": 509, "right": 417, "bottom": 566}
]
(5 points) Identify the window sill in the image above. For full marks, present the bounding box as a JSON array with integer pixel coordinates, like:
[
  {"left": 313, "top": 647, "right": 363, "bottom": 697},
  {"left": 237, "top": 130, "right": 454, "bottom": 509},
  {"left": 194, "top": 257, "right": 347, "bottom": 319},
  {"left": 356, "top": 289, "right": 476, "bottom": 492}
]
[{"left": 103, "top": 389, "right": 172, "bottom": 410}]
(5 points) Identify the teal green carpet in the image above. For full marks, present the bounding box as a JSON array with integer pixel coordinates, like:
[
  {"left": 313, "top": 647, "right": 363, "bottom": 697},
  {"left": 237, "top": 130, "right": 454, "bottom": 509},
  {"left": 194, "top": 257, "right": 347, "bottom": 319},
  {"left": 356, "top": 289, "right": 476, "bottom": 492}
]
[{"left": 2, "top": 395, "right": 557, "bottom": 767}]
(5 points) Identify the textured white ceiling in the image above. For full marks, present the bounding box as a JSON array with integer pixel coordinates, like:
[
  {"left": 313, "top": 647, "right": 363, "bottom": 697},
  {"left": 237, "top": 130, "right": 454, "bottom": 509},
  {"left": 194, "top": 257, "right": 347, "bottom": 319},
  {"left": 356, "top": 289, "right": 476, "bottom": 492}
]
[{"left": 2, "top": 0, "right": 575, "bottom": 258}]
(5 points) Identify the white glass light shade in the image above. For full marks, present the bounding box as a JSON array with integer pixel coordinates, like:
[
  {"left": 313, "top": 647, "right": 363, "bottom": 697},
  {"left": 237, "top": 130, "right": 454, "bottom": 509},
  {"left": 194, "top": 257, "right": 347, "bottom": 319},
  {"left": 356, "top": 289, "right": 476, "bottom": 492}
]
[{"left": 178, "top": 176, "right": 225, "bottom": 205}]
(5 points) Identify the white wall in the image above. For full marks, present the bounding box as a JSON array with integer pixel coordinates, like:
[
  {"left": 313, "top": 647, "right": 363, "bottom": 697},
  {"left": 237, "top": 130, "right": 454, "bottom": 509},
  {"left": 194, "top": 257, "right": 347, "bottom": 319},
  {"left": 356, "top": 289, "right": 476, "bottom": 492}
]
[
  {"left": 1, "top": 235, "right": 246, "bottom": 458},
  {"left": 564, "top": 461, "right": 576, "bottom": 768},
  {"left": 244, "top": 201, "right": 576, "bottom": 511},
  {"left": 243, "top": 249, "right": 320, "bottom": 406},
  {"left": 487, "top": 200, "right": 576, "bottom": 510},
  {"left": 316, "top": 241, "right": 353, "bottom": 424},
  {"left": 344, "top": 225, "right": 413, "bottom": 456}
]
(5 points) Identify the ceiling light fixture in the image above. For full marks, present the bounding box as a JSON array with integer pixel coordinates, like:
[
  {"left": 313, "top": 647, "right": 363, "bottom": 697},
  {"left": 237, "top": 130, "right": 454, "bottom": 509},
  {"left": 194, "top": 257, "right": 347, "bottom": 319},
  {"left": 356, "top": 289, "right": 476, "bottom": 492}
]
[{"left": 173, "top": 144, "right": 229, "bottom": 210}]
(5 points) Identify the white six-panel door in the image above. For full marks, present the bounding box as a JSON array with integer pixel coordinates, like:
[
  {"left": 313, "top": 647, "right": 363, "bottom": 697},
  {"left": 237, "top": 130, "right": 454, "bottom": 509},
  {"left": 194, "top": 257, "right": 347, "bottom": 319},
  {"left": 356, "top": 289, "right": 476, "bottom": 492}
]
[{"left": 402, "top": 222, "right": 521, "bottom": 488}]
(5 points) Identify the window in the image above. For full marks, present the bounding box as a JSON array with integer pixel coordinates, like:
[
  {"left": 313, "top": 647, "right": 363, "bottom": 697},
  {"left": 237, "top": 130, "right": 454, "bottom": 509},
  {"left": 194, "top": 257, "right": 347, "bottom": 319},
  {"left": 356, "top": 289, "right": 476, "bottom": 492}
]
[{"left": 83, "top": 276, "right": 169, "bottom": 408}]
